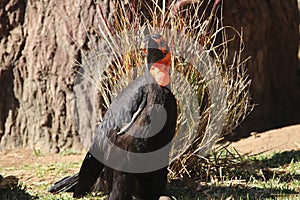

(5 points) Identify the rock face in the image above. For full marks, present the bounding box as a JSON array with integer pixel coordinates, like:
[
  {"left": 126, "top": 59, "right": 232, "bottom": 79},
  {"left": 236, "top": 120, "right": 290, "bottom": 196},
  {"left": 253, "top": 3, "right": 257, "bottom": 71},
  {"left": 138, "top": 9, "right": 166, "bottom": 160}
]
[{"left": 0, "top": 0, "right": 299, "bottom": 151}]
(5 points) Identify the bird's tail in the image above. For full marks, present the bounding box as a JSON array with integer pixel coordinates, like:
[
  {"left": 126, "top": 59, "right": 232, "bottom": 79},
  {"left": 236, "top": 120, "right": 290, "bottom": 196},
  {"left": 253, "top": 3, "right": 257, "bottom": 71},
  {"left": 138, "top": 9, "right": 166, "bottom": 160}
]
[{"left": 48, "top": 173, "right": 79, "bottom": 194}]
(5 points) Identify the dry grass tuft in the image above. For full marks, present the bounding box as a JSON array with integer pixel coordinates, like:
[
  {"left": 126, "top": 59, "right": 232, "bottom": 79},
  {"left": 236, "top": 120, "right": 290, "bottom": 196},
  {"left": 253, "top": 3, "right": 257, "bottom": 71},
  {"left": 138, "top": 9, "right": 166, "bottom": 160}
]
[{"left": 80, "top": 0, "right": 253, "bottom": 178}]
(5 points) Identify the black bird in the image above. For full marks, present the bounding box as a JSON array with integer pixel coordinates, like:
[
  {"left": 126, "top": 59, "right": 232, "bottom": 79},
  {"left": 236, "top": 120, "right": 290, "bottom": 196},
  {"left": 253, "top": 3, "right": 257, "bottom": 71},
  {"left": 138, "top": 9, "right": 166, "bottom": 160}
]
[{"left": 48, "top": 34, "right": 177, "bottom": 200}]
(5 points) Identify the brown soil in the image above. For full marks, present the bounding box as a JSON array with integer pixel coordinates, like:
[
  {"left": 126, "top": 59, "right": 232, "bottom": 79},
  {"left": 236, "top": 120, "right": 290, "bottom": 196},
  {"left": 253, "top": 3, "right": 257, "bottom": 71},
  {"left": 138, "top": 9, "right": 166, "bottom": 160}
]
[
  {"left": 0, "top": 149, "right": 85, "bottom": 169},
  {"left": 0, "top": 124, "right": 299, "bottom": 188},
  {"left": 0, "top": 149, "right": 85, "bottom": 189},
  {"left": 228, "top": 124, "right": 300, "bottom": 155}
]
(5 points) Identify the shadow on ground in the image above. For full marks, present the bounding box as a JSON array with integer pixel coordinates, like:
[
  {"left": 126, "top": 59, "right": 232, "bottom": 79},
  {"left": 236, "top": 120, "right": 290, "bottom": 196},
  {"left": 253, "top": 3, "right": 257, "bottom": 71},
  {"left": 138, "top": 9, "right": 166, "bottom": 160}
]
[
  {"left": 257, "top": 150, "right": 300, "bottom": 167},
  {"left": 168, "top": 184, "right": 299, "bottom": 200},
  {"left": 168, "top": 150, "right": 300, "bottom": 199},
  {"left": 252, "top": 150, "right": 300, "bottom": 182},
  {"left": 0, "top": 185, "right": 34, "bottom": 200}
]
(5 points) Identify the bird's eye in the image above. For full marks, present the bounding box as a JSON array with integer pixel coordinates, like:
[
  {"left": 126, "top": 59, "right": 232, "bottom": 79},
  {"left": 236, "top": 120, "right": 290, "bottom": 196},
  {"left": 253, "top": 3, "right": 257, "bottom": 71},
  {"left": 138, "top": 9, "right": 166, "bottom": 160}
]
[
  {"left": 140, "top": 48, "right": 147, "bottom": 57},
  {"left": 159, "top": 40, "right": 166, "bottom": 47}
]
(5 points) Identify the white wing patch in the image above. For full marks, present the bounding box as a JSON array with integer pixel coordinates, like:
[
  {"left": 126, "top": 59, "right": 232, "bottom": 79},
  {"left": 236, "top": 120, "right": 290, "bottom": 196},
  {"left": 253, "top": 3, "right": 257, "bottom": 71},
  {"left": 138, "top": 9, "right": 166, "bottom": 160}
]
[{"left": 116, "top": 97, "right": 147, "bottom": 136}]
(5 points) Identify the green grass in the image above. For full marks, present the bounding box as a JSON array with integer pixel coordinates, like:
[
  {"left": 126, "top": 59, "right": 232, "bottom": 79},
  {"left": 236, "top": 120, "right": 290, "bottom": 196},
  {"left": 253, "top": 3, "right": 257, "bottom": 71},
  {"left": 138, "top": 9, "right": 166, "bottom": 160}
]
[
  {"left": 59, "top": 149, "right": 82, "bottom": 156},
  {"left": 165, "top": 150, "right": 300, "bottom": 199},
  {"left": 0, "top": 150, "right": 299, "bottom": 200}
]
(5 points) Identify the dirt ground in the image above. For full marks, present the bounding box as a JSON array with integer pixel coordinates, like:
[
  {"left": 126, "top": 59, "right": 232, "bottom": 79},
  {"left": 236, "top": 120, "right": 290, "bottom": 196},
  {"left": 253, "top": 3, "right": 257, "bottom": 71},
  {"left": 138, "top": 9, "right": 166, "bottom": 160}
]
[
  {"left": 1, "top": 124, "right": 300, "bottom": 168},
  {"left": 0, "top": 124, "right": 299, "bottom": 188},
  {"left": 228, "top": 124, "right": 300, "bottom": 155},
  {"left": 0, "top": 149, "right": 85, "bottom": 169}
]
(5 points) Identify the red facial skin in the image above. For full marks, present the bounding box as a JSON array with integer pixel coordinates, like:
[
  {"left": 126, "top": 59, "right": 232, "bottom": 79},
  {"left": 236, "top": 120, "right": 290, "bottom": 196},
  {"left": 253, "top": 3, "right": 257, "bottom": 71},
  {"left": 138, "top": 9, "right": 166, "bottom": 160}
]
[
  {"left": 150, "top": 52, "right": 171, "bottom": 87},
  {"left": 141, "top": 36, "right": 171, "bottom": 87}
]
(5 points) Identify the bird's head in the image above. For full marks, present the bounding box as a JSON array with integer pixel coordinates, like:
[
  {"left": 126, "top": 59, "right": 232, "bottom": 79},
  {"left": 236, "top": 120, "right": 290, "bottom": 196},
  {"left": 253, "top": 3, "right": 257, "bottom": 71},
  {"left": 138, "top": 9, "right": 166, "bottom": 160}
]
[{"left": 141, "top": 34, "right": 171, "bottom": 87}]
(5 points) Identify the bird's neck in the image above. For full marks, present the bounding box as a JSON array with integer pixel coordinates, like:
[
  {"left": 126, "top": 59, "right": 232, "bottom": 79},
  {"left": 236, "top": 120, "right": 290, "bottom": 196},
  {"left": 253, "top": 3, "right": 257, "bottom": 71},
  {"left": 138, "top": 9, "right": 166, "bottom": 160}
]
[
  {"left": 149, "top": 63, "right": 170, "bottom": 87},
  {"left": 146, "top": 55, "right": 171, "bottom": 87}
]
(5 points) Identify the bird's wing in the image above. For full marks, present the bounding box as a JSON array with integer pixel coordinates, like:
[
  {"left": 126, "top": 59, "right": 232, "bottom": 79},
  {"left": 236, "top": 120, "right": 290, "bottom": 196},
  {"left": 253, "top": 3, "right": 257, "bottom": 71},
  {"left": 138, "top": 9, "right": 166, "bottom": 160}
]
[
  {"left": 73, "top": 77, "right": 150, "bottom": 196},
  {"left": 116, "top": 96, "right": 146, "bottom": 136},
  {"left": 93, "top": 76, "right": 149, "bottom": 149}
]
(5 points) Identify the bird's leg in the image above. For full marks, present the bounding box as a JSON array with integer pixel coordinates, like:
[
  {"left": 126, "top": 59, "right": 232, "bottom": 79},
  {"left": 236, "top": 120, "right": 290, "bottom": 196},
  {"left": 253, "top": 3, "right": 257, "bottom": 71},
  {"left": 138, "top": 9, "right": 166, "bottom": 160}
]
[
  {"left": 137, "top": 168, "right": 168, "bottom": 200},
  {"left": 108, "top": 171, "right": 133, "bottom": 200}
]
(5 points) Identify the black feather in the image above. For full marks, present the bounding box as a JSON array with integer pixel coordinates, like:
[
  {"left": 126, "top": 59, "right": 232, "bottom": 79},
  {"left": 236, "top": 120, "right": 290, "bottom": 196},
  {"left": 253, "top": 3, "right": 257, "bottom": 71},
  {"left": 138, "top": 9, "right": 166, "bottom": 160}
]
[{"left": 48, "top": 173, "right": 79, "bottom": 193}]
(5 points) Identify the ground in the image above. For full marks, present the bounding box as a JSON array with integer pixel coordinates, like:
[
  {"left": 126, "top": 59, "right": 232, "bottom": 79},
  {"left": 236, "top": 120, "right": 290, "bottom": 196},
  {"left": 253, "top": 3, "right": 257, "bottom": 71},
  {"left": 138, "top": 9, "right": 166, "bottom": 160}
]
[
  {"left": 0, "top": 124, "right": 300, "bottom": 199},
  {"left": 1, "top": 124, "right": 299, "bottom": 169},
  {"left": 228, "top": 124, "right": 300, "bottom": 155}
]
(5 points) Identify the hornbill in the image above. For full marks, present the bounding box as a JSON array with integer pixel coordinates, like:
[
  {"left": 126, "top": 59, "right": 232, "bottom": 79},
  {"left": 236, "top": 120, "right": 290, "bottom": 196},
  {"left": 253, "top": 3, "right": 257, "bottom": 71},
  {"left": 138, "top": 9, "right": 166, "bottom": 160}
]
[{"left": 48, "top": 34, "right": 177, "bottom": 200}]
